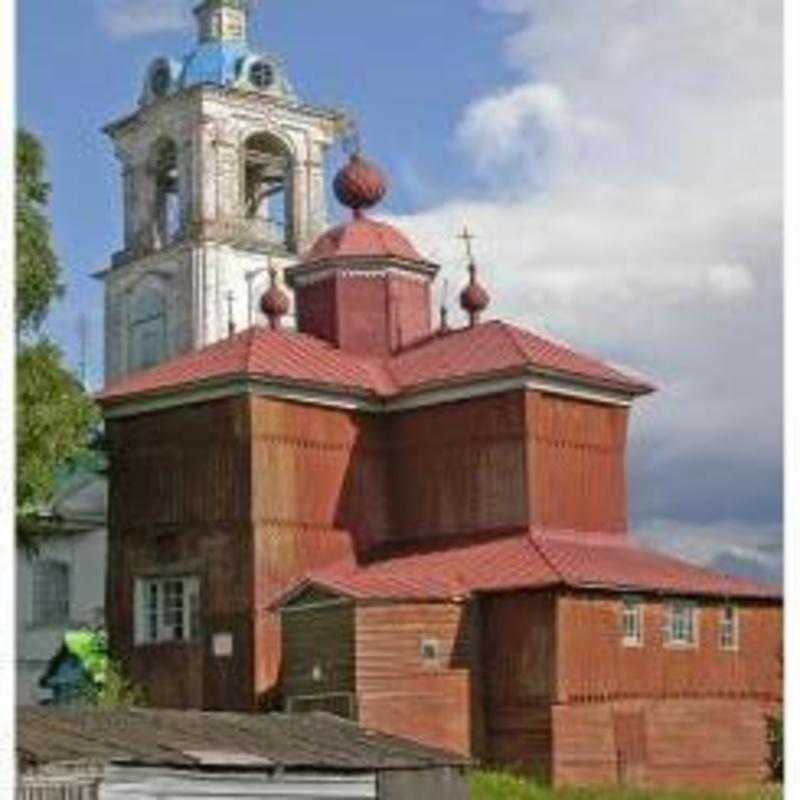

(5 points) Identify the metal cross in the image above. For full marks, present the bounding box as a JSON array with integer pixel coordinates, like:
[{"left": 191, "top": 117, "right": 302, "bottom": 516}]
[
  {"left": 457, "top": 226, "right": 477, "bottom": 263},
  {"left": 342, "top": 116, "right": 362, "bottom": 157}
]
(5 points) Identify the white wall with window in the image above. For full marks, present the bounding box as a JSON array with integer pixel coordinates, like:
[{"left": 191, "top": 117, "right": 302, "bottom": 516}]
[
  {"left": 621, "top": 596, "right": 644, "bottom": 647},
  {"left": 665, "top": 600, "right": 698, "bottom": 647},
  {"left": 16, "top": 530, "right": 107, "bottom": 705},
  {"left": 134, "top": 576, "right": 200, "bottom": 645}
]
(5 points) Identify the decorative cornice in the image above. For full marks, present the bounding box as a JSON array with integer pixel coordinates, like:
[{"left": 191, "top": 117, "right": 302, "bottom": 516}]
[
  {"left": 287, "top": 260, "right": 436, "bottom": 289},
  {"left": 102, "top": 369, "right": 634, "bottom": 420}
]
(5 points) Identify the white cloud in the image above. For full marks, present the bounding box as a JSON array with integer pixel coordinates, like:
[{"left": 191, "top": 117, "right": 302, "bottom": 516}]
[
  {"left": 97, "top": 0, "right": 191, "bottom": 38},
  {"left": 390, "top": 0, "right": 782, "bottom": 560}
]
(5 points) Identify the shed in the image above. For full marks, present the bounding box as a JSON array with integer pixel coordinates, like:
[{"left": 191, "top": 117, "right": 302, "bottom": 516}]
[{"left": 17, "top": 707, "right": 469, "bottom": 799}]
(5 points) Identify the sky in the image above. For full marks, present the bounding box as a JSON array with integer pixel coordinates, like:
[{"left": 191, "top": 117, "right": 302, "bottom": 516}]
[{"left": 17, "top": 0, "right": 783, "bottom": 583}]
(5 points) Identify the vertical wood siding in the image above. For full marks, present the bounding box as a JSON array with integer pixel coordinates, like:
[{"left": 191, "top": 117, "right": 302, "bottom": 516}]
[
  {"left": 552, "top": 698, "right": 780, "bottom": 789},
  {"left": 281, "top": 598, "right": 356, "bottom": 706},
  {"left": 250, "top": 395, "right": 389, "bottom": 694},
  {"left": 480, "top": 592, "right": 557, "bottom": 778},
  {"left": 388, "top": 393, "right": 529, "bottom": 540},
  {"left": 556, "top": 592, "right": 783, "bottom": 702},
  {"left": 526, "top": 392, "right": 629, "bottom": 533}
]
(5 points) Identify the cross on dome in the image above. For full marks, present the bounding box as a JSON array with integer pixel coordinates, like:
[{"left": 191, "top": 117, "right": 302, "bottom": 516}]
[
  {"left": 457, "top": 226, "right": 477, "bottom": 264},
  {"left": 457, "top": 225, "right": 490, "bottom": 327}
]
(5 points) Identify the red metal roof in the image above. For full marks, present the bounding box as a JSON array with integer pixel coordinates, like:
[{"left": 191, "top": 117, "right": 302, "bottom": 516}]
[
  {"left": 301, "top": 216, "right": 426, "bottom": 265},
  {"left": 387, "top": 321, "right": 651, "bottom": 395},
  {"left": 100, "top": 328, "right": 394, "bottom": 404},
  {"left": 99, "top": 321, "right": 652, "bottom": 405},
  {"left": 275, "top": 530, "right": 781, "bottom": 605}
]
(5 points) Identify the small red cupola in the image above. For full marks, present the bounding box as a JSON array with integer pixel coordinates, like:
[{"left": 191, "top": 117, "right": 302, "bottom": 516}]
[
  {"left": 260, "top": 267, "right": 290, "bottom": 330},
  {"left": 286, "top": 152, "right": 439, "bottom": 356},
  {"left": 460, "top": 262, "right": 490, "bottom": 327}
]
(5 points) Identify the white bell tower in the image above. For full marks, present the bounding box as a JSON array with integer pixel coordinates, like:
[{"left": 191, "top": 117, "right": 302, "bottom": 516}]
[{"left": 98, "top": 0, "right": 346, "bottom": 384}]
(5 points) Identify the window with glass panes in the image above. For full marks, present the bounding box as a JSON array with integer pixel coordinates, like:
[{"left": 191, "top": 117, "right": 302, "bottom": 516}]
[
  {"left": 31, "top": 560, "right": 70, "bottom": 626},
  {"left": 666, "top": 601, "right": 697, "bottom": 646},
  {"left": 621, "top": 596, "right": 644, "bottom": 646},
  {"left": 135, "top": 576, "right": 200, "bottom": 645},
  {"left": 719, "top": 604, "right": 739, "bottom": 650}
]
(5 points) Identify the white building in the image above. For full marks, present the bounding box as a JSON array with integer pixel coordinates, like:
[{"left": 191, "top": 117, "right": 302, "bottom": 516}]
[{"left": 15, "top": 459, "right": 107, "bottom": 706}]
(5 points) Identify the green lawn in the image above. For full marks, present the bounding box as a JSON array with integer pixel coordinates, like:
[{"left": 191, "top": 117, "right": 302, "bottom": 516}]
[{"left": 469, "top": 771, "right": 782, "bottom": 800}]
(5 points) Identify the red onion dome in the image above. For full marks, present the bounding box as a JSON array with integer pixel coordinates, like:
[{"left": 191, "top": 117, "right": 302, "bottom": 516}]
[
  {"left": 460, "top": 263, "right": 490, "bottom": 326},
  {"left": 260, "top": 268, "right": 290, "bottom": 329},
  {"left": 460, "top": 280, "right": 490, "bottom": 313},
  {"left": 333, "top": 153, "right": 387, "bottom": 213}
]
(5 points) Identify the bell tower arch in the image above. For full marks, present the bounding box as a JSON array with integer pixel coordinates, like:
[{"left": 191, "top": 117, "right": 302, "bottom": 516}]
[{"left": 98, "top": 0, "right": 347, "bottom": 384}]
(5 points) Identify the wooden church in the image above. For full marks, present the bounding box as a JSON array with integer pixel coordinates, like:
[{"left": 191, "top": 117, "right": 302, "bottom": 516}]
[{"left": 97, "top": 1, "right": 782, "bottom": 790}]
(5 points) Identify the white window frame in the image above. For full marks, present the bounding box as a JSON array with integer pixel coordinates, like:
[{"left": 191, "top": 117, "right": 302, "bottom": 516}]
[
  {"left": 665, "top": 600, "right": 698, "bottom": 648},
  {"left": 621, "top": 595, "right": 644, "bottom": 648},
  {"left": 134, "top": 576, "right": 200, "bottom": 646},
  {"left": 719, "top": 604, "right": 739, "bottom": 651},
  {"left": 420, "top": 638, "right": 442, "bottom": 667},
  {"left": 31, "top": 560, "right": 71, "bottom": 628}
]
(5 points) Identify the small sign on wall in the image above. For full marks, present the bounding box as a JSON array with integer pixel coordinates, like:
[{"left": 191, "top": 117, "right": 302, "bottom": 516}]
[{"left": 212, "top": 632, "right": 234, "bottom": 658}]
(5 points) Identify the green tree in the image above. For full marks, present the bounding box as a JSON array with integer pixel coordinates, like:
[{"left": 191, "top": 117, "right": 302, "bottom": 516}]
[
  {"left": 15, "top": 129, "right": 99, "bottom": 550},
  {"left": 16, "top": 130, "right": 62, "bottom": 336}
]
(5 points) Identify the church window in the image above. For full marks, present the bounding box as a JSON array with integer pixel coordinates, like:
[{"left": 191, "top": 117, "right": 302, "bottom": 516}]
[
  {"left": 151, "top": 138, "right": 180, "bottom": 249},
  {"left": 719, "top": 604, "right": 739, "bottom": 651},
  {"left": 249, "top": 59, "right": 274, "bottom": 89},
  {"left": 129, "top": 288, "right": 167, "bottom": 371},
  {"left": 621, "top": 596, "right": 643, "bottom": 647},
  {"left": 150, "top": 62, "right": 171, "bottom": 98},
  {"left": 31, "top": 561, "right": 70, "bottom": 627},
  {"left": 243, "top": 132, "right": 293, "bottom": 248},
  {"left": 135, "top": 576, "right": 200, "bottom": 645},
  {"left": 665, "top": 600, "right": 697, "bottom": 647}
]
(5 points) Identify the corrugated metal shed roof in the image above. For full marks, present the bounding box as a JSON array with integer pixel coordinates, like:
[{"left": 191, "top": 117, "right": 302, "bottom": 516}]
[{"left": 17, "top": 708, "right": 468, "bottom": 771}]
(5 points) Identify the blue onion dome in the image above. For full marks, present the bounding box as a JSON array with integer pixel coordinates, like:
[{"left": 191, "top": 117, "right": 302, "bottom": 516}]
[{"left": 139, "top": 0, "right": 296, "bottom": 106}]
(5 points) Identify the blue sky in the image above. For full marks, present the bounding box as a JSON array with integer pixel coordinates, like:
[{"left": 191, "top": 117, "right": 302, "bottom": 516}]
[{"left": 18, "top": 0, "right": 783, "bottom": 581}]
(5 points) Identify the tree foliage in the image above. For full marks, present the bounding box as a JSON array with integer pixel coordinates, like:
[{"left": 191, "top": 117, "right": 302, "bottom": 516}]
[
  {"left": 767, "top": 711, "right": 783, "bottom": 783},
  {"left": 15, "top": 129, "right": 99, "bottom": 549},
  {"left": 16, "top": 129, "right": 62, "bottom": 336},
  {"left": 90, "top": 658, "right": 148, "bottom": 709},
  {"left": 16, "top": 341, "right": 98, "bottom": 509}
]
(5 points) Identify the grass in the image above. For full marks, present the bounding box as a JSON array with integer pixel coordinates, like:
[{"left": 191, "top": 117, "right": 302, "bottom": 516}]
[{"left": 469, "top": 770, "right": 783, "bottom": 800}]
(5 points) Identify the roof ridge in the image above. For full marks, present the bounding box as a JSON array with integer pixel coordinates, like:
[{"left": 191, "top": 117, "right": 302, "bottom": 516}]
[
  {"left": 495, "top": 320, "right": 534, "bottom": 363},
  {"left": 526, "top": 531, "right": 569, "bottom": 586}
]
